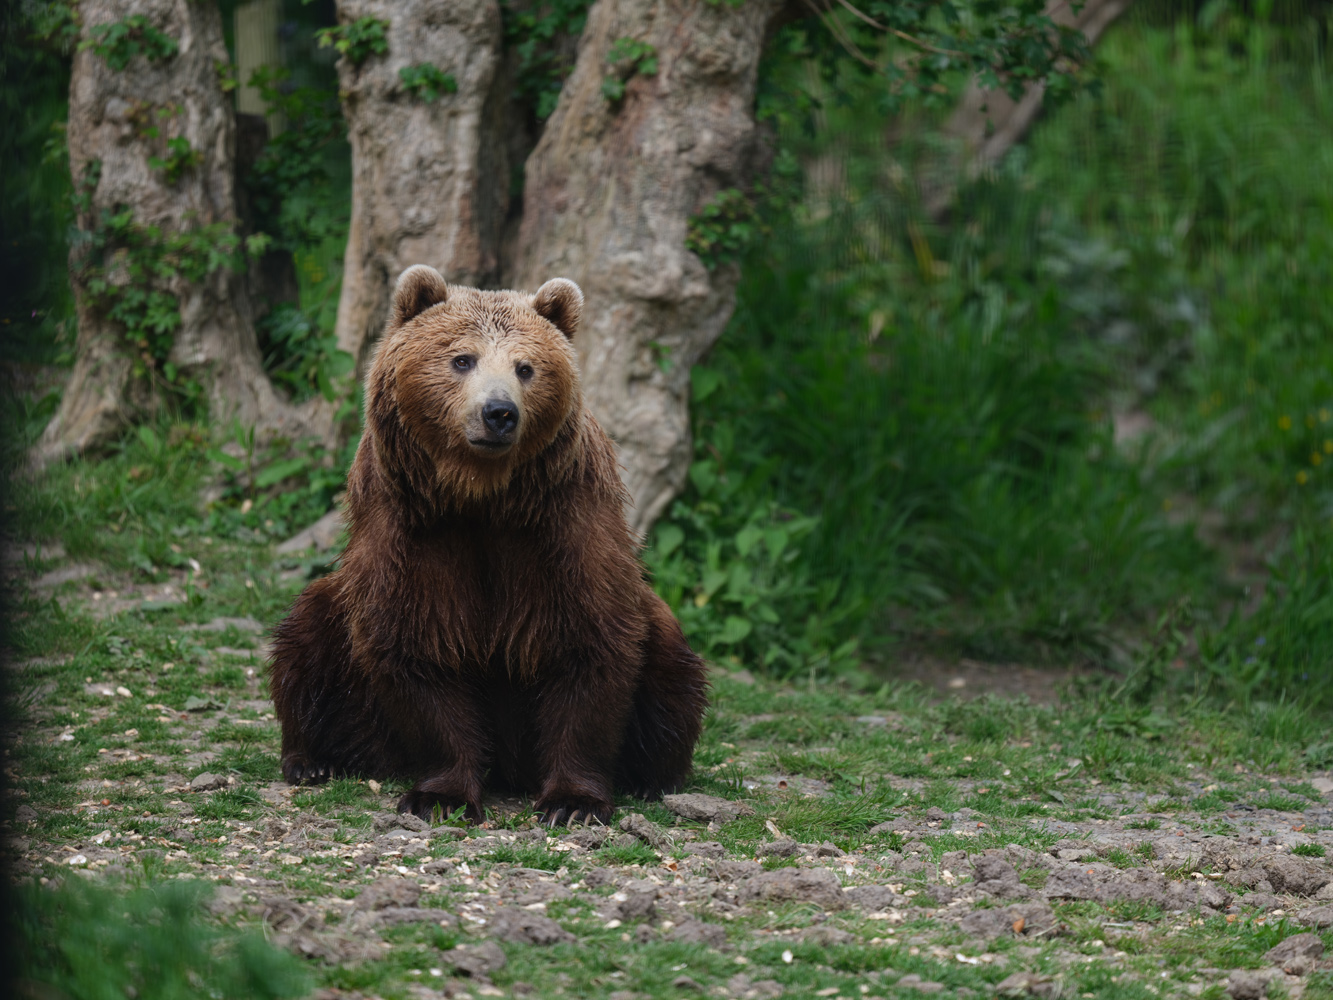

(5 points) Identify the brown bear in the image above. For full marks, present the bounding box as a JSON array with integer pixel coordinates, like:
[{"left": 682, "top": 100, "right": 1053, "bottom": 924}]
[{"left": 268, "top": 265, "right": 708, "bottom": 826}]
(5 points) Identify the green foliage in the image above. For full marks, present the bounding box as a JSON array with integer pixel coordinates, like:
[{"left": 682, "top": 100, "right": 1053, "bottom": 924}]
[
  {"left": 82, "top": 15, "right": 178, "bottom": 71},
  {"left": 241, "top": 67, "right": 353, "bottom": 402},
  {"left": 399, "top": 62, "right": 457, "bottom": 102},
  {"left": 74, "top": 195, "right": 253, "bottom": 391},
  {"left": 0, "top": 0, "right": 75, "bottom": 367},
  {"left": 601, "top": 37, "right": 657, "bottom": 102},
  {"left": 244, "top": 67, "right": 347, "bottom": 251},
  {"left": 316, "top": 17, "right": 389, "bottom": 67},
  {"left": 1292, "top": 843, "right": 1326, "bottom": 858},
  {"left": 15, "top": 879, "right": 310, "bottom": 1000},
  {"left": 645, "top": 448, "right": 860, "bottom": 678},
  {"left": 204, "top": 421, "right": 358, "bottom": 543},
  {"left": 147, "top": 135, "right": 203, "bottom": 184},
  {"left": 686, "top": 189, "right": 760, "bottom": 270},
  {"left": 500, "top": 0, "right": 592, "bottom": 120},
  {"left": 257, "top": 304, "right": 355, "bottom": 403}
]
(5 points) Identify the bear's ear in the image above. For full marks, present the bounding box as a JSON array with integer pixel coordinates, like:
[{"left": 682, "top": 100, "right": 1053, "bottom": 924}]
[
  {"left": 532, "top": 278, "right": 583, "bottom": 339},
  {"left": 391, "top": 265, "right": 449, "bottom": 327}
]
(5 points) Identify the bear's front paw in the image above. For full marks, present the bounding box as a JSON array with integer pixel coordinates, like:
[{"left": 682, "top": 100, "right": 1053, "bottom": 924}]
[
  {"left": 534, "top": 796, "right": 613, "bottom": 828},
  {"left": 398, "top": 785, "right": 481, "bottom": 824},
  {"left": 282, "top": 752, "right": 335, "bottom": 786}
]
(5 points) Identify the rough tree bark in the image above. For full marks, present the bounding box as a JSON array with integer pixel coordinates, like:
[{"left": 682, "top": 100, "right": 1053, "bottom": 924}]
[
  {"left": 923, "top": 0, "right": 1134, "bottom": 218},
  {"left": 508, "top": 0, "right": 785, "bottom": 535},
  {"left": 34, "top": 0, "right": 324, "bottom": 468},
  {"left": 331, "top": 0, "right": 508, "bottom": 375}
]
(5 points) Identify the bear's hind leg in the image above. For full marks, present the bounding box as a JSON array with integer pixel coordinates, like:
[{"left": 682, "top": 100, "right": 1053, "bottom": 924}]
[
  {"left": 616, "top": 595, "right": 708, "bottom": 799},
  {"left": 270, "top": 577, "right": 389, "bottom": 784}
]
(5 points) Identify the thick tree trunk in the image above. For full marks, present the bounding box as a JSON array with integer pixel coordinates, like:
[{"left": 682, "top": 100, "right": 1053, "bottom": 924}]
[
  {"left": 33, "top": 0, "right": 323, "bottom": 468},
  {"left": 508, "top": 0, "right": 784, "bottom": 535},
  {"left": 331, "top": 0, "right": 508, "bottom": 374},
  {"left": 923, "top": 0, "right": 1133, "bottom": 218}
]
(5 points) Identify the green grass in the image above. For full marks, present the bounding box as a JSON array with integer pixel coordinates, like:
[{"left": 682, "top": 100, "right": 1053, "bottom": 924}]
[{"left": 14, "top": 880, "right": 310, "bottom": 1000}]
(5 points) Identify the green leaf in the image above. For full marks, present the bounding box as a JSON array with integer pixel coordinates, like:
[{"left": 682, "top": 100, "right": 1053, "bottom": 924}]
[
  {"left": 206, "top": 448, "right": 246, "bottom": 473},
  {"left": 254, "top": 457, "right": 310, "bottom": 488},
  {"left": 692, "top": 366, "right": 723, "bottom": 403},
  {"left": 718, "top": 616, "right": 753, "bottom": 644},
  {"left": 655, "top": 524, "right": 685, "bottom": 558},
  {"left": 183, "top": 695, "right": 222, "bottom": 712},
  {"left": 137, "top": 425, "right": 162, "bottom": 457},
  {"left": 735, "top": 525, "right": 764, "bottom": 557}
]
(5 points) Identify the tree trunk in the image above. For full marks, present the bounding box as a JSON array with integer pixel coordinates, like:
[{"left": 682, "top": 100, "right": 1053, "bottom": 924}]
[
  {"left": 923, "top": 0, "right": 1134, "bottom": 218},
  {"left": 508, "top": 0, "right": 784, "bottom": 535},
  {"left": 33, "top": 0, "right": 324, "bottom": 468},
  {"left": 331, "top": 0, "right": 509, "bottom": 375}
]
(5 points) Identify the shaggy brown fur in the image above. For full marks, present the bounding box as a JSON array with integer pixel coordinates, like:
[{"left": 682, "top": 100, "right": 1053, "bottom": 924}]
[{"left": 269, "top": 266, "right": 708, "bottom": 825}]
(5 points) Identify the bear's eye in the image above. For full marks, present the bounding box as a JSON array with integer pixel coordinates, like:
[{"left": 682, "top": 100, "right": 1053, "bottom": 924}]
[
  {"left": 452, "top": 356, "right": 474, "bottom": 372},
  {"left": 516, "top": 363, "right": 534, "bottom": 381}
]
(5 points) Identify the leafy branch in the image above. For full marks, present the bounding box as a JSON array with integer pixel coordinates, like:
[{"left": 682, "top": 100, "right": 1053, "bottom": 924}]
[{"left": 795, "top": 0, "right": 1094, "bottom": 108}]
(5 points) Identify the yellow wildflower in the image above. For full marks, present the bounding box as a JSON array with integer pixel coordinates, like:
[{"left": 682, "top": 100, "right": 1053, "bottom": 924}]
[{"left": 1278, "top": 415, "right": 1292, "bottom": 430}]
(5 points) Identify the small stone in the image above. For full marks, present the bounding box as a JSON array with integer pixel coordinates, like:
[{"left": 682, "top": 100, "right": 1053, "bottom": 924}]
[
  {"left": 672, "top": 975, "right": 704, "bottom": 991},
  {"left": 668, "top": 918, "right": 727, "bottom": 947},
  {"left": 189, "top": 772, "right": 226, "bottom": 791},
  {"left": 488, "top": 906, "right": 575, "bottom": 945},
  {"left": 563, "top": 826, "right": 614, "bottom": 849},
  {"left": 354, "top": 877, "right": 422, "bottom": 911},
  {"left": 814, "top": 841, "right": 846, "bottom": 858},
  {"left": 1295, "top": 905, "right": 1333, "bottom": 929},
  {"left": 609, "top": 879, "right": 658, "bottom": 922},
  {"left": 1263, "top": 932, "right": 1323, "bottom": 975},
  {"left": 683, "top": 841, "right": 726, "bottom": 858},
  {"left": 740, "top": 867, "right": 846, "bottom": 910},
  {"left": 1226, "top": 970, "right": 1274, "bottom": 1000},
  {"left": 1309, "top": 777, "right": 1333, "bottom": 795},
  {"left": 662, "top": 793, "right": 755, "bottom": 825},
  {"left": 443, "top": 940, "right": 507, "bottom": 977},
  {"left": 759, "top": 838, "right": 799, "bottom": 858},
  {"left": 620, "top": 812, "right": 672, "bottom": 850}
]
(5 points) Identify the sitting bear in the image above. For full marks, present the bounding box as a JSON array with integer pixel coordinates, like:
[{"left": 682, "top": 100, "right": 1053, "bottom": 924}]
[{"left": 269, "top": 265, "right": 708, "bottom": 825}]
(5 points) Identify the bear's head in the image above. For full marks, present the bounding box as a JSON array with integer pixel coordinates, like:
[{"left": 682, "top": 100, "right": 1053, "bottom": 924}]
[{"left": 366, "top": 265, "right": 585, "bottom": 506}]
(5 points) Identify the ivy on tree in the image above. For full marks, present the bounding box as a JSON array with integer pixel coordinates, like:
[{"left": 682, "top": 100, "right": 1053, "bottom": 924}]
[
  {"left": 81, "top": 15, "right": 178, "bottom": 70},
  {"left": 601, "top": 37, "right": 657, "bottom": 103},
  {"left": 398, "top": 63, "right": 457, "bottom": 103},
  {"left": 315, "top": 17, "right": 389, "bottom": 67},
  {"left": 500, "top": 0, "right": 592, "bottom": 120},
  {"left": 147, "top": 136, "right": 203, "bottom": 184}
]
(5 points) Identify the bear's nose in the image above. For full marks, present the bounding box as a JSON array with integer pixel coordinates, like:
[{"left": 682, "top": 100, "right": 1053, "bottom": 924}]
[{"left": 482, "top": 398, "right": 519, "bottom": 438}]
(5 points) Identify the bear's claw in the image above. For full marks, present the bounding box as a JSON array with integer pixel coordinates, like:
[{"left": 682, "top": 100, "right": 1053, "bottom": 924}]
[
  {"left": 535, "top": 800, "right": 613, "bottom": 828},
  {"left": 282, "top": 753, "right": 335, "bottom": 786}
]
